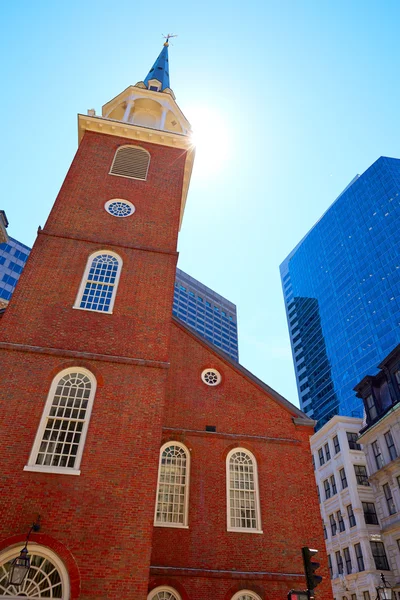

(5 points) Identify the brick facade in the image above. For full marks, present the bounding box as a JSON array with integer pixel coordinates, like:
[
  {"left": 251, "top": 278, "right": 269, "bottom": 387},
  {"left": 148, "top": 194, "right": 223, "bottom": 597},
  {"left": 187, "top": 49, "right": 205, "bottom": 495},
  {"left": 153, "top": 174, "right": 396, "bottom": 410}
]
[{"left": 0, "top": 121, "right": 332, "bottom": 598}]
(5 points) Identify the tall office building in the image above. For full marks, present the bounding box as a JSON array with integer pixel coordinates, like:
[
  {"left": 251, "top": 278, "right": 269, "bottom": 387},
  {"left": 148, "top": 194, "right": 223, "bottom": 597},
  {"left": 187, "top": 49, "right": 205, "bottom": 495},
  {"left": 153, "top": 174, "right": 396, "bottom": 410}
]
[
  {"left": 280, "top": 156, "right": 400, "bottom": 429},
  {"left": 0, "top": 236, "right": 30, "bottom": 302},
  {"left": 173, "top": 267, "right": 239, "bottom": 361}
]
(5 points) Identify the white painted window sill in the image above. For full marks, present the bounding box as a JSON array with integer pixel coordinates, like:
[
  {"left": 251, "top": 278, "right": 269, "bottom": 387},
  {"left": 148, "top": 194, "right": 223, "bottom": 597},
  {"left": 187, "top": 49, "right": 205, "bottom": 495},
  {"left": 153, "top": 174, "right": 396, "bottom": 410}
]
[{"left": 24, "top": 465, "right": 81, "bottom": 476}]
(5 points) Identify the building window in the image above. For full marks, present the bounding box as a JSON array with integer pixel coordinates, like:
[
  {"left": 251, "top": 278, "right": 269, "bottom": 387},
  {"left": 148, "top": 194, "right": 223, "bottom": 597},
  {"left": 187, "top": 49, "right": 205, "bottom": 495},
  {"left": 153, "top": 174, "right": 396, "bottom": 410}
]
[
  {"left": 328, "top": 554, "right": 333, "bottom": 579},
  {"left": 395, "top": 370, "right": 400, "bottom": 386},
  {"left": 370, "top": 541, "right": 390, "bottom": 570},
  {"left": 325, "top": 442, "right": 331, "bottom": 461},
  {"left": 318, "top": 447, "right": 325, "bottom": 466},
  {"left": 372, "top": 440, "right": 384, "bottom": 469},
  {"left": 343, "top": 547, "right": 352, "bottom": 574},
  {"left": 312, "top": 454, "right": 316, "bottom": 470},
  {"left": 201, "top": 368, "right": 222, "bottom": 386},
  {"left": 317, "top": 484, "right": 321, "bottom": 503},
  {"left": 331, "top": 474, "right": 337, "bottom": 495},
  {"left": 347, "top": 504, "right": 356, "bottom": 528},
  {"left": 104, "top": 199, "right": 136, "bottom": 217},
  {"left": 148, "top": 586, "right": 181, "bottom": 600},
  {"left": 230, "top": 591, "right": 262, "bottom": 600},
  {"left": 336, "top": 551, "right": 344, "bottom": 575},
  {"left": 323, "top": 524, "right": 328, "bottom": 539},
  {"left": 347, "top": 431, "right": 361, "bottom": 450},
  {"left": 340, "top": 467, "right": 348, "bottom": 489},
  {"left": 383, "top": 483, "right": 396, "bottom": 515},
  {"left": 354, "top": 543, "right": 365, "bottom": 571},
  {"left": 74, "top": 251, "right": 122, "bottom": 313},
  {"left": 0, "top": 544, "right": 69, "bottom": 598},
  {"left": 110, "top": 145, "right": 150, "bottom": 180},
  {"left": 384, "top": 430, "right": 398, "bottom": 461},
  {"left": 155, "top": 442, "right": 190, "bottom": 527},
  {"left": 354, "top": 465, "right": 370, "bottom": 486},
  {"left": 365, "top": 394, "right": 378, "bottom": 421},
  {"left": 362, "top": 502, "right": 379, "bottom": 525},
  {"left": 363, "top": 593, "right": 371, "bottom": 600},
  {"left": 324, "top": 479, "right": 332, "bottom": 499},
  {"left": 25, "top": 368, "right": 96, "bottom": 474},
  {"left": 351, "top": 595, "right": 357, "bottom": 600},
  {"left": 329, "top": 514, "right": 337, "bottom": 536},
  {"left": 227, "top": 448, "right": 261, "bottom": 532},
  {"left": 337, "top": 511, "right": 345, "bottom": 532},
  {"left": 333, "top": 435, "right": 340, "bottom": 454}
]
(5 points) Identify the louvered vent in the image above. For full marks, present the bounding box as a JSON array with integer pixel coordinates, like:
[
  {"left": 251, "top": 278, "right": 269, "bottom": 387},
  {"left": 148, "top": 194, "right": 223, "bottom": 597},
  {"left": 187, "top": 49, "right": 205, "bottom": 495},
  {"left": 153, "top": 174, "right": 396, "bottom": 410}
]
[{"left": 110, "top": 146, "right": 150, "bottom": 181}]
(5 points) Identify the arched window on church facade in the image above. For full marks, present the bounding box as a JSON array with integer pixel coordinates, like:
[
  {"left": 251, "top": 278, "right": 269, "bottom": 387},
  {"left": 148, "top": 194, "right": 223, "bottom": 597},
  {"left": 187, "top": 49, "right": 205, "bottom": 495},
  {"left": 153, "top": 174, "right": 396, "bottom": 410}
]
[
  {"left": 25, "top": 367, "right": 97, "bottom": 475},
  {"left": 154, "top": 442, "right": 190, "bottom": 528},
  {"left": 226, "top": 448, "right": 262, "bottom": 533},
  {"left": 147, "top": 586, "right": 181, "bottom": 600},
  {"left": 109, "top": 145, "right": 150, "bottom": 181},
  {"left": 74, "top": 250, "right": 122, "bottom": 314}
]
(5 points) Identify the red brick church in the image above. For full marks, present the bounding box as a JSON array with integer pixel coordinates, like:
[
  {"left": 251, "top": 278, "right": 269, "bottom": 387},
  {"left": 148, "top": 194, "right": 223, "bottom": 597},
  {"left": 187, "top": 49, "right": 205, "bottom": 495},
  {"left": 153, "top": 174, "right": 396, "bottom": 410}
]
[{"left": 0, "top": 42, "right": 332, "bottom": 600}]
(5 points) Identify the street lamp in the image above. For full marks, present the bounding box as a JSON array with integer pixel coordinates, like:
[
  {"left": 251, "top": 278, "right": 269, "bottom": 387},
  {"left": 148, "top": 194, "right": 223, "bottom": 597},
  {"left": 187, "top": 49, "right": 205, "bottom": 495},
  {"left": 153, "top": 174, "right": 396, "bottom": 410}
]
[
  {"left": 6, "top": 516, "right": 41, "bottom": 588},
  {"left": 376, "top": 573, "right": 393, "bottom": 600}
]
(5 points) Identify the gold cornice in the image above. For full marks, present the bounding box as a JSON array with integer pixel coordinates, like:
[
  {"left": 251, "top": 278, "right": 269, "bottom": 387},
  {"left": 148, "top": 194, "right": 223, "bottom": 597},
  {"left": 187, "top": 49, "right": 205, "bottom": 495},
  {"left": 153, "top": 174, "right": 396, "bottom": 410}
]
[{"left": 77, "top": 114, "right": 195, "bottom": 229}]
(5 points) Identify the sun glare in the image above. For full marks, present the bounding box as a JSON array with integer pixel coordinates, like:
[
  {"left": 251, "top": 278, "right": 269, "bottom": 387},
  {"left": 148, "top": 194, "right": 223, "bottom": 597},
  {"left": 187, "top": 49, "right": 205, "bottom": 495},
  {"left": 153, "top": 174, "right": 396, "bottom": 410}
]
[{"left": 189, "top": 105, "right": 231, "bottom": 175}]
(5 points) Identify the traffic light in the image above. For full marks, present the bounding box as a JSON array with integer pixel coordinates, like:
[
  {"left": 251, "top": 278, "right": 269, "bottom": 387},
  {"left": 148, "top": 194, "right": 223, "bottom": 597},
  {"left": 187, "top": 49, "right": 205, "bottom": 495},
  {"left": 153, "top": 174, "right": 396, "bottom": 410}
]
[
  {"left": 287, "top": 591, "right": 309, "bottom": 600},
  {"left": 302, "top": 547, "right": 323, "bottom": 592}
]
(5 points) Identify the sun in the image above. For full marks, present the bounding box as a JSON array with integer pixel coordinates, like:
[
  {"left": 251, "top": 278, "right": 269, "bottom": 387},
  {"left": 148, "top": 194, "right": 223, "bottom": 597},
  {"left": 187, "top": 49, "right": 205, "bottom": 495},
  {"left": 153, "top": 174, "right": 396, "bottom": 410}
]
[{"left": 188, "top": 105, "right": 231, "bottom": 175}]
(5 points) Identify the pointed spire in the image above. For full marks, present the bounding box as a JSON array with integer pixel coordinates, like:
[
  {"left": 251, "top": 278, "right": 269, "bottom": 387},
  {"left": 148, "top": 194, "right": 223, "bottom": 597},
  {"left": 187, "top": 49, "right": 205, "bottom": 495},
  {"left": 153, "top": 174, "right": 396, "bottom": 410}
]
[{"left": 144, "top": 41, "right": 171, "bottom": 92}]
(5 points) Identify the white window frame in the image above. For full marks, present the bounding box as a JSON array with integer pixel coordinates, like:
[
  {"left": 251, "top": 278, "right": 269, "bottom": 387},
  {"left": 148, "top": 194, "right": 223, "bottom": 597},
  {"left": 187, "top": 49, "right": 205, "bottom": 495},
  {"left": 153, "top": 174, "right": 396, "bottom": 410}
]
[
  {"left": 24, "top": 367, "right": 97, "bottom": 475},
  {"left": 147, "top": 587, "right": 182, "bottom": 600},
  {"left": 73, "top": 250, "right": 123, "bottom": 314},
  {"left": 154, "top": 441, "right": 190, "bottom": 529},
  {"left": 231, "top": 591, "right": 262, "bottom": 600},
  {"left": 109, "top": 145, "right": 150, "bottom": 181},
  {"left": 226, "top": 447, "right": 262, "bottom": 534},
  {"left": 0, "top": 543, "right": 70, "bottom": 599}
]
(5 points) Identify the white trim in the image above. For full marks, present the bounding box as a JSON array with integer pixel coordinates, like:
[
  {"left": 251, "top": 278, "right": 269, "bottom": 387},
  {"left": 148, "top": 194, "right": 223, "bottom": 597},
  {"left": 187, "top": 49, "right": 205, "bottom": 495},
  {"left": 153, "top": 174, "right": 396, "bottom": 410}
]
[
  {"left": 73, "top": 250, "right": 123, "bottom": 314},
  {"left": 226, "top": 447, "right": 262, "bottom": 533},
  {"left": 0, "top": 543, "right": 70, "bottom": 599},
  {"left": 231, "top": 591, "right": 262, "bottom": 600},
  {"left": 147, "top": 586, "right": 181, "bottom": 600},
  {"left": 25, "top": 367, "right": 97, "bottom": 474},
  {"left": 154, "top": 441, "right": 190, "bottom": 528},
  {"left": 104, "top": 199, "right": 136, "bottom": 218}
]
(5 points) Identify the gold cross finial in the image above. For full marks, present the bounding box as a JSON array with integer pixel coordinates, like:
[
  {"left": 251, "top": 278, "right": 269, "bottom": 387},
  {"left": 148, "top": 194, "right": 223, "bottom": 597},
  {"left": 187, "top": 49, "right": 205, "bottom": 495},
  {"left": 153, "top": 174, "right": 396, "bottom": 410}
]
[{"left": 162, "top": 33, "right": 177, "bottom": 47}]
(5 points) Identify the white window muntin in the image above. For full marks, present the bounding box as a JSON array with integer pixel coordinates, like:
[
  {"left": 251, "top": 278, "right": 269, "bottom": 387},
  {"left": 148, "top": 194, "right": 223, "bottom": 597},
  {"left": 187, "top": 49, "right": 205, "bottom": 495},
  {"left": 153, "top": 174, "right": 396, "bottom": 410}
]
[
  {"left": 104, "top": 199, "right": 136, "bottom": 218},
  {"left": 73, "top": 250, "right": 123, "bottom": 314},
  {"left": 147, "top": 586, "right": 182, "bottom": 600},
  {"left": 0, "top": 543, "right": 70, "bottom": 599},
  {"left": 109, "top": 145, "right": 150, "bottom": 181},
  {"left": 231, "top": 591, "right": 262, "bottom": 600},
  {"left": 226, "top": 447, "right": 262, "bottom": 533},
  {"left": 154, "top": 441, "right": 190, "bottom": 528},
  {"left": 24, "top": 367, "right": 97, "bottom": 475}
]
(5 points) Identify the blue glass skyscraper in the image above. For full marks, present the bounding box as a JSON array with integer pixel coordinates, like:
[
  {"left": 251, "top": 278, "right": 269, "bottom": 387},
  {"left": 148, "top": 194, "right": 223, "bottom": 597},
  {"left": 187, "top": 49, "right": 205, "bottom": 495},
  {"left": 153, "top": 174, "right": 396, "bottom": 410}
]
[
  {"left": 0, "top": 237, "right": 30, "bottom": 302},
  {"left": 280, "top": 156, "right": 400, "bottom": 429}
]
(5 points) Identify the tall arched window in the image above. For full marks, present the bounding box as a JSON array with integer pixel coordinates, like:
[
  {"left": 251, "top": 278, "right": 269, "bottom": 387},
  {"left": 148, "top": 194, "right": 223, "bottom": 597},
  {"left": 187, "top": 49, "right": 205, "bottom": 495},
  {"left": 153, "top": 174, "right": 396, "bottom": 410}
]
[
  {"left": 0, "top": 543, "right": 70, "bottom": 598},
  {"left": 154, "top": 442, "right": 190, "bottom": 528},
  {"left": 110, "top": 145, "right": 150, "bottom": 181},
  {"left": 231, "top": 591, "right": 262, "bottom": 600},
  {"left": 24, "top": 367, "right": 97, "bottom": 475},
  {"left": 147, "top": 587, "right": 181, "bottom": 600},
  {"left": 226, "top": 448, "right": 262, "bottom": 533},
  {"left": 74, "top": 251, "right": 122, "bottom": 314}
]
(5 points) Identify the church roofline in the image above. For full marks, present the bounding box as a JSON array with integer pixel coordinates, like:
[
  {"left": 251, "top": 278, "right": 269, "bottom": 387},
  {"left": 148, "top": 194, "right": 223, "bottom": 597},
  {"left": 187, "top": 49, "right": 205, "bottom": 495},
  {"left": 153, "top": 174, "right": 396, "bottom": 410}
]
[{"left": 172, "top": 316, "right": 314, "bottom": 426}]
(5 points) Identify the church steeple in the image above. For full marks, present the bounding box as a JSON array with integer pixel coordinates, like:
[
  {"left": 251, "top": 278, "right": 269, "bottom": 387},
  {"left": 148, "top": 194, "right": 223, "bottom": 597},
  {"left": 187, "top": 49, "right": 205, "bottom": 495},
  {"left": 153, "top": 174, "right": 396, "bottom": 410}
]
[{"left": 143, "top": 41, "right": 170, "bottom": 92}]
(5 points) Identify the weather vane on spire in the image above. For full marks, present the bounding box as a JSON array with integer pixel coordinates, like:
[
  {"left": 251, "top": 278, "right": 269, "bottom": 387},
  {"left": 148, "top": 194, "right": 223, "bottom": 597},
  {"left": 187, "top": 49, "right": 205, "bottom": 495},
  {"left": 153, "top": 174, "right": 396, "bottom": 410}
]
[{"left": 162, "top": 33, "right": 177, "bottom": 46}]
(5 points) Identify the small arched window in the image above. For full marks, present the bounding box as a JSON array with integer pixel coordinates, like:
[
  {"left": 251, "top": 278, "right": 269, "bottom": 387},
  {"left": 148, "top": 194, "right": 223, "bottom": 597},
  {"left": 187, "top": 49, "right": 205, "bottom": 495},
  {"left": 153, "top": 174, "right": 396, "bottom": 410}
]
[
  {"left": 155, "top": 442, "right": 190, "bottom": 528},
  {"left": 227, "top": 448, "right": 262, "bottom": 533},
  {"left": 231, "top": 591, "right": 262, "bottom": 600},
  {"left": 24, "top": 368, "right": 97, "bottom": 475},
  {"left": 109, "top": 145, "right": 150, "bottom": 180},
  {"left": 0, "top": 543, "right": 70, "bottom": 598},
  {"left": 147, "top": 587, "right": 181, "bottom": 600},
  {"left": 74, "top": 251, "right": 122, "bottom": 314}
]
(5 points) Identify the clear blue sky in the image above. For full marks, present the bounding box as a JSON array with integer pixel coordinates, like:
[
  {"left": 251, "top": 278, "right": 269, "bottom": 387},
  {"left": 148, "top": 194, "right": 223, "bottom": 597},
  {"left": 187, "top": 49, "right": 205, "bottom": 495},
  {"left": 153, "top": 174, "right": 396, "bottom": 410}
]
[{"left": 1, "top": 1, "right": 400, "bottom": 408}]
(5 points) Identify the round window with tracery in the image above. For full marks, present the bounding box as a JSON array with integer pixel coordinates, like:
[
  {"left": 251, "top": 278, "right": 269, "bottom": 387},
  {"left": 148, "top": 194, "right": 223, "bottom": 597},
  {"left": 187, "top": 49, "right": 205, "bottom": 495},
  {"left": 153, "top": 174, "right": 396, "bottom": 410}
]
[
  {"left": 0, "top": 545, "right": 69, "bottom": 598},
  {"left": 104, "top": 199, "right": 135, "bottom": 218},
  {"left": 201, "top": 368, "right": 221, "bottom": 386},
  {"left": 148, "top": 587, "right": 181, "bottom": 600}
]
